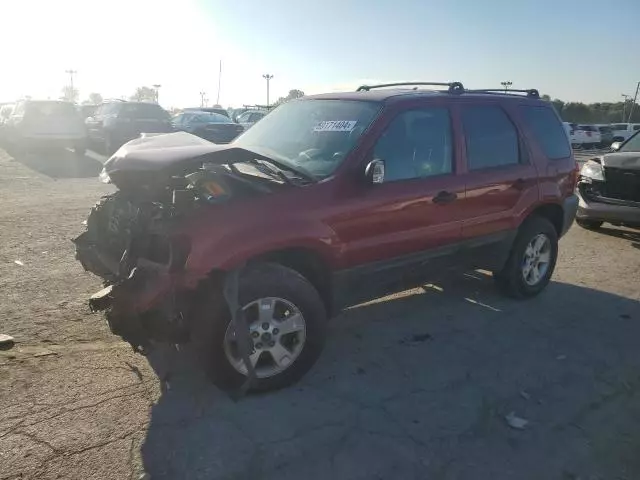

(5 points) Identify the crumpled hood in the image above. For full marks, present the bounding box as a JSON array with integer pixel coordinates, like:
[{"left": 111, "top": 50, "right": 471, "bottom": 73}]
[
  {"left": 601, "top": 151, "right": 640, "bottom": 171},
  {"left": 103, "top": 131, "right": 266, "bottom": 175}
]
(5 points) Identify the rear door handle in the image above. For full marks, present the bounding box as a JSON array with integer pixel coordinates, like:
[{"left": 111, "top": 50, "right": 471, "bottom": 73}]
[{"left": 433, "top": 190, "right": 458, "bottom": 205}]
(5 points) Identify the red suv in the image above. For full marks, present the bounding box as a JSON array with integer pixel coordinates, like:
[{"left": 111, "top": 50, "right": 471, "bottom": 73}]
[{"left": 74, "top": 82, "right": 578, "bottom": 392}]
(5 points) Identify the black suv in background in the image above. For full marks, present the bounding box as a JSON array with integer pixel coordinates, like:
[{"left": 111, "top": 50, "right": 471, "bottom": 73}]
[{"left": 85, "top": 101, "right": 173, "bottom": 154}]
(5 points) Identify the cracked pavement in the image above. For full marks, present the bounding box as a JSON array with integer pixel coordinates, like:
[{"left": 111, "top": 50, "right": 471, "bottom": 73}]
[{"left": 1, "top": 147, "right": 639, "bottom": 479}]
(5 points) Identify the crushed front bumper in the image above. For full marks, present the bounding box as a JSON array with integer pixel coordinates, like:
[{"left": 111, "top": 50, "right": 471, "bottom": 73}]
[
  {"left": 88, "top": 266, "right": 189, "bottom": 353},
  {"left": 577, "top": 185, "right": 640, "bottom": 226}
]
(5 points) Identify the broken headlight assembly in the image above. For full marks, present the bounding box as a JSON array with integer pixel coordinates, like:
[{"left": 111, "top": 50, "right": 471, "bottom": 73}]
[
  {"left": 580, "top": 159, "right": 604, "bottom": 182},
  {"left": 99, "top": 168, "right": 111, "bottom": 184}
]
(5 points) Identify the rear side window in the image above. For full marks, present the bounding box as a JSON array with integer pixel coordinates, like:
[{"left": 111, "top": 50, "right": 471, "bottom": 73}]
[
  {"left": 462, "top": 105, "right": 519, "bottom": 170},
  {"left": 25, "top": 101, "right": 77, "bottom": 118},
  {"left": 519, "top": 105, "right": 571, "bottom": 160},
  {"left": 634, "top": 125, "right": 640, "bottom": 131},
  {"left": 120, "top": 103, "right": 169, "bottom": 119}
]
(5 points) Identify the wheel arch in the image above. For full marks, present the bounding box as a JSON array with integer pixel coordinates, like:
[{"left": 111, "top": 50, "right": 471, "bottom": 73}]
[{"left": 527, "top": 202, "right": 564, "bottom": 237}]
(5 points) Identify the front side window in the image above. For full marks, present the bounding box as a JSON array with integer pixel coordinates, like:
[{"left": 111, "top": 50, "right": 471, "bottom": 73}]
[
  {"left": 519, "top": 105, "right": 571, "bottom": 160},
  {"left": 235, "top": 99, "right": 380, "bottom": 179},
  {"left": 462, "top": 105, "right": 520, "bottom": 170},
  {"left": 373, "top": 108, "right": 453, "bottom": 182}
]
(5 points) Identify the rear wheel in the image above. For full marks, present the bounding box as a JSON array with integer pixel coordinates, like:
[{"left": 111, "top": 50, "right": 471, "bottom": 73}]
[
  {"left": 494, "top": 216, "right": 558, "bottom": 298},
  {"left": 192, "top": 263, "right": 327, "bottom": 393},
  {"left": 576, "top": 219, "right": 603, "bottom": 230}
]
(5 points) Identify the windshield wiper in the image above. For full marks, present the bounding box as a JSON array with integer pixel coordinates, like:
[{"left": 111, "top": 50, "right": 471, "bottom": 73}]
[
  {"left": 247, "top": 158, "right": 316, "bottom": 184},
  {"left": 248, "top": 159, "right": 295, "bottom": 185}
]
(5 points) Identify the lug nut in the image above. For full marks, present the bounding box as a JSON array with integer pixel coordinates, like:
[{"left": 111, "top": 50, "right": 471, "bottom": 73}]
[
  {"left": 272, "top": 328, "right": 279, "bottom": 335},
  {"left": 255, "top": 343, "right": 263, "bottom": 349},
  {"left": 251, "top": 331, "right": 259, "bottom": 338},
  {"left": 262, "top": 323, "right": 270, "bottom": 330}
]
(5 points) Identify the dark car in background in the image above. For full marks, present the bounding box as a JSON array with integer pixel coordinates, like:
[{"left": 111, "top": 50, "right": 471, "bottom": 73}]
[
  {"left": 184, "top": 107, "right": 230, "bottom": 118},
  {"left": 78, "top": 104, "right": 99, "bottom": 119},
  {"left": 576, "top": 131, "right": 640, "bottom": 230},
  {"left": 172, "top": 111, "right": 245, "bottom": 143},
  {"left": 236, "top": 109, "right": 267, "bottom": 130},
  {"left": 3, "top": 100, "right": 87, "bottom": 154},
  {"left": 85, "top": 101, "right": 173, "bottom": 155}
]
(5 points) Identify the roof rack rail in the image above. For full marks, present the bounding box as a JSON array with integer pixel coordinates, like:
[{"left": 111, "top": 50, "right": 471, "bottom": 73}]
[
  {"left": 356, "top": 82, "right": 465, "bottom": 94},
  {"left": 466, "top": 89, "right": 540, "bottom": 99}
]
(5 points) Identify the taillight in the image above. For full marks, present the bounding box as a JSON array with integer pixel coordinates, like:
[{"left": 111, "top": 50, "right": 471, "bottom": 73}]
[{"left": 569, "top": 160, "right": 580, "bottom": 191}]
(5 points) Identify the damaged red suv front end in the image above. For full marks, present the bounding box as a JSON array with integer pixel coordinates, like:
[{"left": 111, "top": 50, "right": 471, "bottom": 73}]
[{"left": 74, "top": 132, "right": 299, "bottom": 352}]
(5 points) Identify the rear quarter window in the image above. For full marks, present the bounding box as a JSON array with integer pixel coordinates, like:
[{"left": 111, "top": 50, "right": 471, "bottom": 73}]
[{"left": 519, "top": 105, "right": 571, "bottom": 160}]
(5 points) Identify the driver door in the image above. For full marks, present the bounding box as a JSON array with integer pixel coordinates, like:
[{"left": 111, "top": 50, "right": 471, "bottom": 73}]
[{"left": 331, "top": 104, "right": 467, "bottom": 302}]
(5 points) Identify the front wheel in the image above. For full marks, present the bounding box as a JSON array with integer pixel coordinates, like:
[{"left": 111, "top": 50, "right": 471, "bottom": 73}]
[
  {"left": 192, "top": 263, "right": 327, "bottom": 393},
  {"left": 493, "top": 216, "right": 558, "bottom": 298}
]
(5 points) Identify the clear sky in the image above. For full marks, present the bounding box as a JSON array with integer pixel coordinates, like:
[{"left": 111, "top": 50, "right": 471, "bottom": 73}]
[{"left": 2, "top": 0, "right": 639, "bottom": 108}]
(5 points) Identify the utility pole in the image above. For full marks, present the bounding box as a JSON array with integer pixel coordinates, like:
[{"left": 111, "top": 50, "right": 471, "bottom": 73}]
[
  {"left": 216, "top": 60, "right": 222, "bottom": 106},
  {"left": 263, "top": 74, "right": 274, "bottom": 106},
  {"left": 621, "top": 94, "right": 630, "bottom": 122},
  {"left": 500, "top": 80, "right": 512, "bottom": 93},
  {"left": 200, "top": 91, "right": 206, "bottom": 108},
  {"left": 627, "top": 81, "right": 640, "bottom": 123},
  {"left": 152, "top": 84, "right": 161, "bottom": 103}
]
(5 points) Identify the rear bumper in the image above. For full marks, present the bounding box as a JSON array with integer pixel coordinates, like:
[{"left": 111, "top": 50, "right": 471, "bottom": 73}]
[{"left": 577, "top": 188, "right": 640, "bottom": 225}]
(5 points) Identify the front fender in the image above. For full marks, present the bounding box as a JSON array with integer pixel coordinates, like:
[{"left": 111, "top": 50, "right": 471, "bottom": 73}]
[{"left": 184, "top": 217, "right": 341, "bottom": 280}]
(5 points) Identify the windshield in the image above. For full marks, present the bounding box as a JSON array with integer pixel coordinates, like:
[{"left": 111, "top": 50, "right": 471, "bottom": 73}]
[
  {"left": 233, "top": 99, "right": 380, "bottom": 179},
  {"left": 619, "top": 130, "right": 640, "bottom": 152}
]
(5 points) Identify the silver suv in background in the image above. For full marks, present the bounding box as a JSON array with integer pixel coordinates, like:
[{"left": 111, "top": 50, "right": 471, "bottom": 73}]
[{"left": 3, "top": 100, "right": 87, "bottom": 155}]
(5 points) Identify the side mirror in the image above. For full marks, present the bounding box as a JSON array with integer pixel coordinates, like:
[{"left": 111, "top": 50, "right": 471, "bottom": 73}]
[
  {"left": 364, "top": 159, "right": 385, "bottom": 184},
  {"left": 610, "top": 141, "right": 622, "bottom": 152}
]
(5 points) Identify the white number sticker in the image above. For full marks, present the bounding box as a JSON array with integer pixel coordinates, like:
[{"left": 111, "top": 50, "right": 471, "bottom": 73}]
[{"left": 313, "top": 120, "right": 357, "bottom": 132}]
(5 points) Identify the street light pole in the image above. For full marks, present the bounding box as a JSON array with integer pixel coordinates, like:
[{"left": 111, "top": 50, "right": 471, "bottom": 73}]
[
  {"left": 153, "top": 84, "right": 162, "bottom": 103},
  {"left": 263, "top": 74, "right": 274, "bottom": 106},
  {"left": 200, "top": 91, "right": 206, "bottom": 108},
  {"left": 627, "top": 81, "right": 640, "bottom": 123},
  {"left": 500, "top": 80, "right": 512, "bottom": 93},
  {"left": 622, "top": 94, "right": 630, "bottom": 122},
  {"left": 65, "top": 69, "right": 77, "bottom": 91}
]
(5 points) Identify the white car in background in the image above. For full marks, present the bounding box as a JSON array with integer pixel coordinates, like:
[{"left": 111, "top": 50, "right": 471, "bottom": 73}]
[
  {"left": 610, "top": 123, "right": 640, "bottom": 143},
  {"left": 563, "top": 123, "right": 601, "bottom": 148}
]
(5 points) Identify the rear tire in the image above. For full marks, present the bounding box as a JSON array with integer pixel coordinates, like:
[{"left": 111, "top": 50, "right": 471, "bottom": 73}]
[
  {"left": 493, "top": 216, "right": 558, "bottom": 299},
  {"left": 191, "top": 263, "right": 327, "bottom": 393},
  {"left": 576, "top": 219, "right": 603, "bottom": 230}
]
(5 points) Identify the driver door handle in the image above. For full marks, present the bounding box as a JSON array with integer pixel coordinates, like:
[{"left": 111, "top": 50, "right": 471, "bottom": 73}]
[{"left": 433, "top": 190, "right": 458, "bottom": 205}]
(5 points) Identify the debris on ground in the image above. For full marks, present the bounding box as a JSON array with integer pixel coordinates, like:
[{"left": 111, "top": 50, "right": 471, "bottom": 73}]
[
  {"left": 400, "top": 333, "right": 433, "bottom": 345},
  {"left": 520, "top": 390, "right": 531, "bottom": 401},
  {"left": 505, "top": 411, "right": 529, "bottom": 430},
  {"left": 13, "top": 260, "right": 24, "bottom": 266},
  {"left": 556, "top": 355, "right": 567, "bottom": 361},
  {"left": 0, "top": 334, "right": 15, "bottom": 349},
  {"left": 33, "top": 349, "right": 58, "bottom": 358}
]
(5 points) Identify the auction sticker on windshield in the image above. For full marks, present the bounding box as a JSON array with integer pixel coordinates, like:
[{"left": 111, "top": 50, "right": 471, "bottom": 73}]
[{"left": 313, "top": 120, "right": 357, "bottom": 132}]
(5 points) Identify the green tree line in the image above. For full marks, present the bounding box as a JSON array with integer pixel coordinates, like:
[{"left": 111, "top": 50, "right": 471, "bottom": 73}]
[{"left": 541, "top": 95, "right": 640, "bottom": 124}]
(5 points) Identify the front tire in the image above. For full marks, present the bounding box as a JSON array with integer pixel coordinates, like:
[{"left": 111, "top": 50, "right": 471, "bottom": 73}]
[
  {"left": 494, "top": 216, "right": 558, "bottom": 298},
  {"left": 576, "top": 219, "right": 603, "bottom": 230},
  {"left": 192, "top": 263, "right": 327, "bottom": 393}
]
